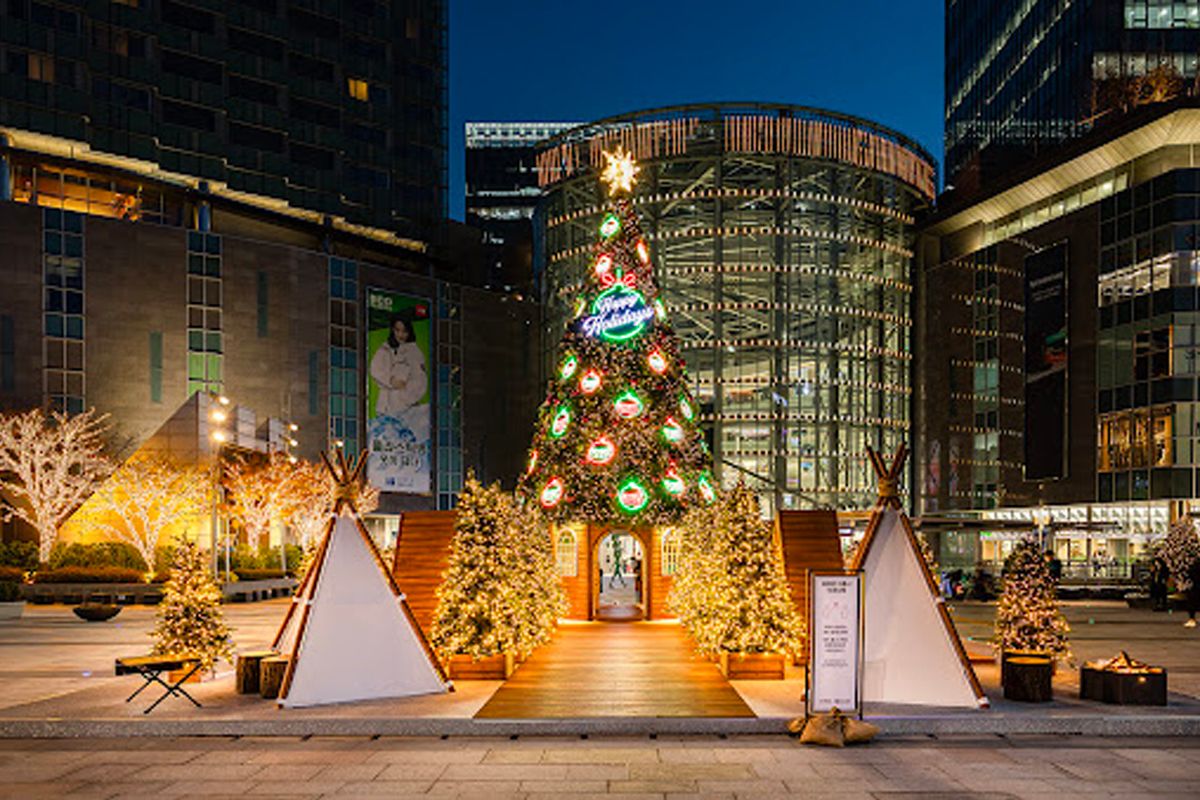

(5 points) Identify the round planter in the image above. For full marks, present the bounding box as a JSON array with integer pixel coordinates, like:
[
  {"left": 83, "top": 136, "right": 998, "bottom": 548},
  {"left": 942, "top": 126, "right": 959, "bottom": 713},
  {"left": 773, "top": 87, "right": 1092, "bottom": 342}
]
[
  {"left": 0, "top": 601, "right": 25, "bottom": 621},
  {"left": 73, "top": 603, "right": 121, "bottom": 622}
]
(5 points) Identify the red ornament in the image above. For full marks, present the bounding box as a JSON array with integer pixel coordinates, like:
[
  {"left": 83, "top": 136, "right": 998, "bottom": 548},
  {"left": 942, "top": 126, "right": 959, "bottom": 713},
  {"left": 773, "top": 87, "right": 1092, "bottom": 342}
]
[
  {"left": 585, "top": 436, "right": 616, "bottom": 465},
  {"left": 647, "top": 348, "right": 668, "bottom": 375},
  {"left": 540, "top": 477, "right": 565, "bottom": 508},
  {"left": 579, "top": 369, "right": 603, "bottom": 395}
]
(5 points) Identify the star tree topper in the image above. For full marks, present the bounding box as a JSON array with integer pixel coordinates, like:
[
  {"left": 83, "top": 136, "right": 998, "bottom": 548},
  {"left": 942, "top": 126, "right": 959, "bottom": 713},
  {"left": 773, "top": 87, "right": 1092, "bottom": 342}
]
[{"left": 600, "top": 146, "right": 639, "bottom": 196}]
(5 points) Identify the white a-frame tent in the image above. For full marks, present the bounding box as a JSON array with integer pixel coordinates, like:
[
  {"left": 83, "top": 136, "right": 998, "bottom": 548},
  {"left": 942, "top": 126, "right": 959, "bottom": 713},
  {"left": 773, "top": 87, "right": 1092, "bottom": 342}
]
[
  {"left": 272, "top": 451, "right": 450, "bottom": 708},
  {"left": 850, "top": 445, "right": 988, "bottom": 709}
]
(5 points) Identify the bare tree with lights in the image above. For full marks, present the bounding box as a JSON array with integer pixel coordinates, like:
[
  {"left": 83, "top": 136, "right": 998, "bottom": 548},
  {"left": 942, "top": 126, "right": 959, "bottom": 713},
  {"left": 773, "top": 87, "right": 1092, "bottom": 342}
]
[
  {"left": 0, "top": 407, "right": 111, "bottom": 563},
  {"left": 222, "top": 451, "right": 303, "bottom": 551},
  {"left": 81, "top": 454, "right": 207, "bottom": 573}
]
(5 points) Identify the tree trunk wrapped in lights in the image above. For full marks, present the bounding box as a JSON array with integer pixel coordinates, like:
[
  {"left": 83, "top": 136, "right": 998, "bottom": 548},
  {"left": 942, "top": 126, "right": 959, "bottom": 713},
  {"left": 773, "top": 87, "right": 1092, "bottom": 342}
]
[
  {"left": 516, "top": 147, "right": 714, "bottom": 527},
  {"left": 675, "top": 482, "right": 803, "bottom": 656},
  {"left": 153, "top": 536, "right": 234, "bottom": 672},
  {"left": 222, "top": 452, "right": 303, "bottom": 551},
  {"left": 1157, "top": 517, "right": 1200, "bottom": 591},
  {"left": 994, "top": 538, "right": 1070, "bottom": 661},
  {"left": 432, "top": 475, "right": 564, "bottom": 660}
]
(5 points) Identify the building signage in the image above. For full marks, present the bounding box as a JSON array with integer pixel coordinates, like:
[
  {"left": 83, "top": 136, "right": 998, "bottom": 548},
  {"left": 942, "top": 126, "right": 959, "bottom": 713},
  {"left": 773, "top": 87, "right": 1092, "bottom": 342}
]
[
  {"left": 808, "top": 572, "right": 862, "bottom": 715},
  {"left": 366, "top": 289, "right": 432, "bottom": 494},
  {"left": 1023, "top": 242, "right": 1068, "bottom": 481},
  {"left": 578, "top": 284, "right": 654, "bottom": 342}
]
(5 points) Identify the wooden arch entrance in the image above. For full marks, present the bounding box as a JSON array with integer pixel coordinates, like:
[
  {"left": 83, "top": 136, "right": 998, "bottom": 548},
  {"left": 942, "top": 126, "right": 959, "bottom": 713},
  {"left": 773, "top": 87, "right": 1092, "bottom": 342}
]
[
  {"left": 553, "top": 522, "right": 676, "bottom": 621},
  {"left": 591, "top": 528, "right": 649, "bottom": 621}
]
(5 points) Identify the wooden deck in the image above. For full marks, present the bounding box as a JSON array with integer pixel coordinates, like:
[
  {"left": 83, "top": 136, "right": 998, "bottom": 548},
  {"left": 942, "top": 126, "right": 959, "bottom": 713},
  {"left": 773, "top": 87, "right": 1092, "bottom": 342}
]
[{"left": 474, "top": 621, "right": 754, "bottom": 719}]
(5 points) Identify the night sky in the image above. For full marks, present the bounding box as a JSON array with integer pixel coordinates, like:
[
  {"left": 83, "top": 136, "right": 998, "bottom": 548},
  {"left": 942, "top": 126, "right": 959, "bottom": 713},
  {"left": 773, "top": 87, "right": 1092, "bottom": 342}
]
[{"left": 448, "top": 0, "right": 943, "bottom": 220}]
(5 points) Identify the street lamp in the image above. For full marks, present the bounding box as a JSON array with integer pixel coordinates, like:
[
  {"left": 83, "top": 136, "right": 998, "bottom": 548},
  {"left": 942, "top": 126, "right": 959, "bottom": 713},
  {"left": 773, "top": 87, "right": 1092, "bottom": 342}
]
[{"left": 207, "top": 395, "right": 233, "bottom": 582}]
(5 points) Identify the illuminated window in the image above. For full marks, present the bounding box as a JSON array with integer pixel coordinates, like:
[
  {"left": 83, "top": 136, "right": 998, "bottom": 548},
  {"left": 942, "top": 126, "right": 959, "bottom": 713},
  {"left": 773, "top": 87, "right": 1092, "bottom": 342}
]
[
  {"left": 28, "top": 53, "right": 54, "bottom": 83},
  {"left": 186, "top": 231, "right": 223, "bottom": 397},
  {"left": 347, "top": 78, "right": 369, "bottom": 101},
  {"left": 555, "top": 530, "right": 577, "bottom": 577},
  {"left": 660, "top": 528, "right": 680, "bottom": 576}
]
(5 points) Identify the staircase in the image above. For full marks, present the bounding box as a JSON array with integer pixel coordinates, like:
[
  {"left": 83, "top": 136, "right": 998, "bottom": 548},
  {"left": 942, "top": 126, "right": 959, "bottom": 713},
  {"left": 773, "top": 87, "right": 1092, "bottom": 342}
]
[
  {"left": 775, "top": 509, "right": 844, "bottom": 664},
  {"left": 391, "top": 510, "right": 457, "bottom": 637}
]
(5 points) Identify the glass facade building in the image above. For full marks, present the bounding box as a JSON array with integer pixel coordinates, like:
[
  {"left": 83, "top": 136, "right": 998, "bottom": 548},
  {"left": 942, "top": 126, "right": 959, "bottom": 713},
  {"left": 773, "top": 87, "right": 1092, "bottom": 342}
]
[
  {"left": 0, "top": 0, "right": 447, "bottom": 235},
  {"left": 537, "top": 104, "right": 935, "bottom": 511},
  {"left": 919, "top": 102, "right": 1200, "bottom": 580},
  {"left": 946, "top": 0, "right": 1200, "bottom": 188}
]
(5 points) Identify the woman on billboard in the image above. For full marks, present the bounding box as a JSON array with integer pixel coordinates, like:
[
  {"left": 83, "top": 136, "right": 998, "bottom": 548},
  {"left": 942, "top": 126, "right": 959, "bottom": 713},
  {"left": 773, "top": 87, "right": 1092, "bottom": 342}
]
[{"left": 370, "top": 316, "right": 427, "bottom": 418}]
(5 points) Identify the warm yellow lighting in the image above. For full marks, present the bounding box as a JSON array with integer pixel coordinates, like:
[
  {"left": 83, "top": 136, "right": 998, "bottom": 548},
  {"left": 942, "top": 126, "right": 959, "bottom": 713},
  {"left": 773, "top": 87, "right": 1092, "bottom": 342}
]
[
  {"left": 217, "top": 395, "right": 230, "bottom": 406},
  {"left": 288, "top": 438, "right": 298, "bottom": 447},
  {"left": 347, "top": 78, "right": 369, "bottom": 101},
  {"left": 211, "top": 410, "right": 227, "bottom": 423},
  {"left": 600, "top": 147, "right": 639, "bottom": 196},
  {"left": 288, "top": 423, "right": 299, "bottom": 432},
  {"left": 288, "top": 456, "right": 297, "bottom": 464},
  {"left": 334, "top": 439, "right": 344, "bottom": 448},
  {"left": 211, "top": 431, "right": 227, "bottom": 443}
]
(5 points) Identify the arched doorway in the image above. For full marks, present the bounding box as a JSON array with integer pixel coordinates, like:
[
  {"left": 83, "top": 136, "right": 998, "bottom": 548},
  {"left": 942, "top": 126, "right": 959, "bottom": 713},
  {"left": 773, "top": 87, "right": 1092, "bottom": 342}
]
[{"left": 593, "top": 530, "right": 647, "bottom": 621}]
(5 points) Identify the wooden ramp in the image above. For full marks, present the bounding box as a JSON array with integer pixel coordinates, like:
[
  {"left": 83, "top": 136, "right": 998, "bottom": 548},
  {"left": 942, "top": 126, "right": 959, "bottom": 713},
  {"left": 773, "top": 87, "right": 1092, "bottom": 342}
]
[
  {"left": 776, "top": 510, "right": 844, "bottom": 663},
  {"left": 475, "top": 622, "right": 754, "bottom": 719},
  {"left": 391, "top": 510, "right": 457, "bottom": 636}
]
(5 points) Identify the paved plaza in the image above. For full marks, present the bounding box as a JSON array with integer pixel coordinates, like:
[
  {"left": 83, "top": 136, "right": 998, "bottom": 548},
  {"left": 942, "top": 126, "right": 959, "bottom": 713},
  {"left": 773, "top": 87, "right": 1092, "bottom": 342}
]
[{"left": 1, "top": 732, "right": 1199, "bottom": 799}]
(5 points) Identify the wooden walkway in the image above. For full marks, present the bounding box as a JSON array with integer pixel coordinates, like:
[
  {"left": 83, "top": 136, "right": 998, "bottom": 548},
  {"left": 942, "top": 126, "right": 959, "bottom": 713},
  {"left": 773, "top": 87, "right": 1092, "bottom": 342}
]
[{"left": 475, "top": 621, "right": 754, "bottom": 719}]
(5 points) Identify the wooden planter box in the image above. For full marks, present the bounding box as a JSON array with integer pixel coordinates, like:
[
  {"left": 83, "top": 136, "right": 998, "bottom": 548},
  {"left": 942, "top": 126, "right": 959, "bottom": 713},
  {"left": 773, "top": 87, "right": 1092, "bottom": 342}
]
[
  {"left": 448, "top": 653, "right": 515, "bottom": 680},
  {"left": 1002, "top": 656, "right": 1052, "bottom": 702},
  {"left": 1080, "top": 666, "right": 1167, "bottom": 705},
  {"left": 719, "top": 652, "right": 785, "bottom": 680}
]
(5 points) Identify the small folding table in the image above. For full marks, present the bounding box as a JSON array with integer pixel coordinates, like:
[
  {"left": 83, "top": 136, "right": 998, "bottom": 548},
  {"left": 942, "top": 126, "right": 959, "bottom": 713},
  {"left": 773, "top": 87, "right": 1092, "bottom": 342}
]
[{"left": 114, "top": 653, "right": 203, "bottom": 714}]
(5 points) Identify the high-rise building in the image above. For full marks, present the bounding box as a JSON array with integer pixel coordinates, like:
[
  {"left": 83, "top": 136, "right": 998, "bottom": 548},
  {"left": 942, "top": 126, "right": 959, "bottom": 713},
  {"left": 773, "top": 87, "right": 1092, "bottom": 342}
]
[
  {"left": 945, "top": 0, "right": 1200, "bottom": 190},
  {"left": 0, "top": 0, "right": 447, "bottom": 235},
  {"left": 538, "top": 103, "right": 936, "bottom": 512},
  {"left": 465, "top": 121, "right": 577, "bottom": 291},
  {"left": 918, "top": 100, "right": 1200, "bottom": 582}
]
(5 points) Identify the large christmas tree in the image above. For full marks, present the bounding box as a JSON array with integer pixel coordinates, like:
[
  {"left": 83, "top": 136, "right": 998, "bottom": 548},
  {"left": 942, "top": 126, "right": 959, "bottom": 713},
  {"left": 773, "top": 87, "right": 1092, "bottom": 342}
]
[{"left": 518, "top": 148, "right": 713, "bottom": 524}]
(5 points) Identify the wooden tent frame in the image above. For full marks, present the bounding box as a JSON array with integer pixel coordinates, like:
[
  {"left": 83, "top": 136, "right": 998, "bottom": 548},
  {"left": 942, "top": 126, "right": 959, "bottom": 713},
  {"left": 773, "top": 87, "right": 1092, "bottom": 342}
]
[
  {"left": 850, "top": 444, "right": 988, "bottom": 708},
  {"left": 272, "top": 449, "right": 450, "bottom": 706}
]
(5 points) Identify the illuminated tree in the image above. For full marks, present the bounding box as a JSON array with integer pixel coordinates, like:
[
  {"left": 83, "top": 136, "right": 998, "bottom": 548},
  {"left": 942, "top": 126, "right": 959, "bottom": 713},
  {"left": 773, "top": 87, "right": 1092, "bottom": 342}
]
[
  {"left": 676, "top": 482, "right": 802, "bottom": 655},
  {"left": 516, "top": 147, "right": 714, "bottom": 526},
  {"left": 0, "top": 408, "right": 111, "bottom": 563},
  {"left": 509, "top": 507, "right": 568, "bottom": 656},
  {"left": 222, "top": 452, "right": 302, "bottom": 551},
  {"left": 82, "top": 455, "right": 207, "bottom": 573},
  {"left": 432, "top": 475, "right": 561, "bottom": 659},
  {"left": 1158, "top": 517, "right": 1200, "bottom": 591},
  {"left": 994, "top": 538, "right": 1070, "bottom": 660},
  {"left": 669, "top": 501, "right": 724, "bottom": 652},
  {"left": 153, "top": 536, "right": 234, "bottom": 671}
]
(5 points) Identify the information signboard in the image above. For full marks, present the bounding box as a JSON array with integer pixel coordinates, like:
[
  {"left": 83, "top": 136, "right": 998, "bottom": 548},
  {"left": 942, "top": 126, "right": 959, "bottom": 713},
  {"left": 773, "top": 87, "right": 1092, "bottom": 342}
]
[{"left": 807, "top": 571, "right": 863, "bottom": 716}]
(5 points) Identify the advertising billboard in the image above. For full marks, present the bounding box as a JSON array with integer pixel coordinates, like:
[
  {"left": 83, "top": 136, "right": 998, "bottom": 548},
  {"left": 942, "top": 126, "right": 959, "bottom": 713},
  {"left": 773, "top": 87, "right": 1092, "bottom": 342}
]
[
  {"left": 1023, "top": 242, "right": 1068, "bottom": 481},
  {"left": 366, "top": 289, "right": 432, "bottom": 494}
]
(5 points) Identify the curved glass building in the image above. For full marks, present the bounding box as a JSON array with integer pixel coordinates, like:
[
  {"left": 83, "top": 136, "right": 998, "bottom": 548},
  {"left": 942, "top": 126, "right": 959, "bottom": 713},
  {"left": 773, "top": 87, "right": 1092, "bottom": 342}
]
[{"left": 536, "top": 103, "right": 936, "bottom": 511}]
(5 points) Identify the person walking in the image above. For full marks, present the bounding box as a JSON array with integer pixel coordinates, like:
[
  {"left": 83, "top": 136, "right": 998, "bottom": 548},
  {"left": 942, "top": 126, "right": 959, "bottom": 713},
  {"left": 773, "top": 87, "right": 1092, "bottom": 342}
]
[
  {"left": 1186, "top": 558, "right": 1200, "bottom": 628},
  {"left": 1149, "top": 556, "right": 1169, "bottom": 612},
  {"left": 609, "top": 537, "right": 626, "bottom": 588}
]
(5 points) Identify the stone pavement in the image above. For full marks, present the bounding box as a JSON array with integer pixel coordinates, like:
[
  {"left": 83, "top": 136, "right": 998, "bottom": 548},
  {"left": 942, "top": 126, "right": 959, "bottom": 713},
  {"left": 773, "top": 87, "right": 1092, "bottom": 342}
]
[{"left": 1, "top": 733, "right": 1198, "bottom": 799}]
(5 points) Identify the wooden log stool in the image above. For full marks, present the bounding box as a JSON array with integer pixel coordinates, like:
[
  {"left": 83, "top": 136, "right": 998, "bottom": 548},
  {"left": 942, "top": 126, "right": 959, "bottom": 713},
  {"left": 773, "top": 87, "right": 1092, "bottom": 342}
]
[
  {"left": 259, "top": 655, "right": 290, "bottom": 700},
  {"left": 236, "top": 650, "right": 279, "bottom": 695},
  {"left": 1003, "top": 655, "right": 1053, "bottom": 702}
]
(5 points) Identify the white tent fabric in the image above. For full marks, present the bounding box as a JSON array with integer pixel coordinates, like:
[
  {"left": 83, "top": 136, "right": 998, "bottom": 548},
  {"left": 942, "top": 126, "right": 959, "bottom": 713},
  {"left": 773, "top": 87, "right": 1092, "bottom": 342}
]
[
  {"left": 858, "top": 508, "right": 986, "bottom": 709},
  {"left": 279, "top": 512, "right": 448, "bottom": 708}
]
